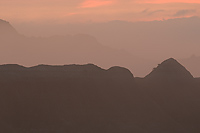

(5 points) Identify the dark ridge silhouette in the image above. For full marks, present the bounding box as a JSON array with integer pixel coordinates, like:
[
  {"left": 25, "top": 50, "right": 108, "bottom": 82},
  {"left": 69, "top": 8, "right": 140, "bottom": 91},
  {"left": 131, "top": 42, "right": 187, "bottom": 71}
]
[
  {"left": 29, "top": 64, "right": 103, "bottom": 72},
  {"left": 0, "top": 64, "right": 133, "bottom": 79},
  {"left": 0, "top": 64, "right": 26, "bottom": 70},
  {"left": 139, "top": 59, "right": 200, "bottom": 133},
  {"left": 145, "top": 58, "right": 194, "bottom": 81},
  {"left": 107, "top": 66, "right": 134, "bottom": 79},
  {"left": 1, "top": 60, "right": 197, "bottom": 133}
]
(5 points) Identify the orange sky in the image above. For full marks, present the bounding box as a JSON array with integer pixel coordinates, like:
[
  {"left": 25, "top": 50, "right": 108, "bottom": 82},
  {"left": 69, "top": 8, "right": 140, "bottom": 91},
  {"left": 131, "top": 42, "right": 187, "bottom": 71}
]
[
  {"left": 0, "top": 0, "right": 200, "bottom": 23},
  {"left": 80, "top": 0, "right": 114, "bottom": 8}
]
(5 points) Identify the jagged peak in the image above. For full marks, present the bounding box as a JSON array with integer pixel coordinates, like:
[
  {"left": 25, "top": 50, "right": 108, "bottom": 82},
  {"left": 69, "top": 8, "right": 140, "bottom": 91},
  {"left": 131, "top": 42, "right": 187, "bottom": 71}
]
[{"left": 145, "top": 58, "right": 193, "bottom": 80}]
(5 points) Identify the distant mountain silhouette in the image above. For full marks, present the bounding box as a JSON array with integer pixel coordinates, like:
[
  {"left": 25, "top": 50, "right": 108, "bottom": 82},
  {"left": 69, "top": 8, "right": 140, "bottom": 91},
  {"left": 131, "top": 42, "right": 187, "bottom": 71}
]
[
  {"left": 0, "top": 19, "right": 156, "bottom": 77},
  {"left": 18, "top": 17, "right": 200, "bottom": 61},
  {"left": 4, "top": 18, "right": 200, "bottom": 77},
  {"left": 145, "top": 58, "right": 193, "bottom": 81},
  {"left": 0, "top": 19, "right": 18, "bottom": 36}
]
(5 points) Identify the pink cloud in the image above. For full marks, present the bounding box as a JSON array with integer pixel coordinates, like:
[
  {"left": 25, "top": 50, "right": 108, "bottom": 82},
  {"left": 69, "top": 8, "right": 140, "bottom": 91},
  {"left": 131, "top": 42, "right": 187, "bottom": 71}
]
[{"left": 80, "top": 0, "right": 114, "bottom": 8}]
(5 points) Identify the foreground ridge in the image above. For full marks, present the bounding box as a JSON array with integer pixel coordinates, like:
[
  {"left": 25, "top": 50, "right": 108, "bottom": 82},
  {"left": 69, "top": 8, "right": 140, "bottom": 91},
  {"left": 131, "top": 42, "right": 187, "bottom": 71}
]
[{"left": 0, "top": 58, "right": 200, "bottom": 133}]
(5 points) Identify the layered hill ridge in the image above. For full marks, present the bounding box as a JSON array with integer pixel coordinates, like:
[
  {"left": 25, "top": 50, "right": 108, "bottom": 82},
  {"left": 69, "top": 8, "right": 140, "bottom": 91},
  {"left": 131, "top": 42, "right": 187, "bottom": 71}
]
[
  {"left": 145, "top": 58, "right": 194, "bottom": 81},
  {"left": 0, "top": 19, "right": 200, "bottom": 133},
  {"left": 1, "top": 19, "right": 200, "bottom": 77},
  {"left": 0, "top": 58, "right": 195, "bottom": 80},
  {"left": 0, "top": 19, "right": 156, "bottom": 77}
]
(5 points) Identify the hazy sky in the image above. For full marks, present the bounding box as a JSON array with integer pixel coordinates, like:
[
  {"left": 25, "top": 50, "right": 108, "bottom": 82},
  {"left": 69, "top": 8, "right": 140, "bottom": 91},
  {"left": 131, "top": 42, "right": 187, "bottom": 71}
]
[
  {"left": 1, "top": 0, "right": 200, "bottom": 23},
  {"left": 1, "top": 0, "right": 200, "bottom": 77}
]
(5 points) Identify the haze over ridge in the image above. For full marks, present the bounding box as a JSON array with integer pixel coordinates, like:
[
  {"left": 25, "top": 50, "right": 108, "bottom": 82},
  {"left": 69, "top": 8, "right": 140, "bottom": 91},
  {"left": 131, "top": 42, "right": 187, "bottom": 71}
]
[
  {"left": 1, "top": 18, "right": 200, "bottom": 77},
  {"left": 14, "top": 16, "right": 200, "bottom": 59}
]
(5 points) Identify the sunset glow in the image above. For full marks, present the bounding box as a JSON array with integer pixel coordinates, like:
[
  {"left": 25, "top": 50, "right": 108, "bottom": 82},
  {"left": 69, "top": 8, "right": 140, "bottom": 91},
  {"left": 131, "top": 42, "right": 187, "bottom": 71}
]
[
  {"left": 0, "top": 0, "right": 200, "bottom": 23},
  {"left": 80, "top": 0, "right": 114, "bottom": 8}
]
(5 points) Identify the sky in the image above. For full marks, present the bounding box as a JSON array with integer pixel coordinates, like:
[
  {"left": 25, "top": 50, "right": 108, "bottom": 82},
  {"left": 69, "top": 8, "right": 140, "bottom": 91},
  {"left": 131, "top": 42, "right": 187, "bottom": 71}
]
[
  {"left": 0, "top": 0, "right": 200, "bottom": 77},
  {"left": 1, "top": 0, "right": 200, "bottom": 23}
]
